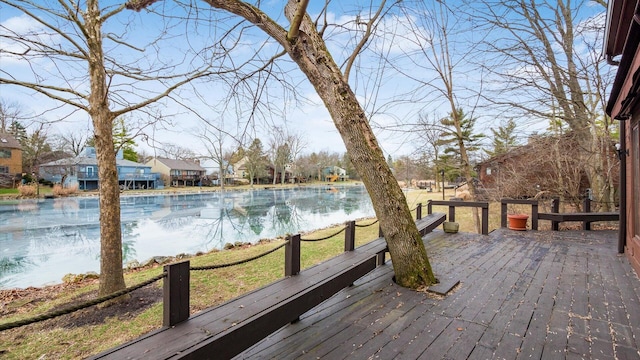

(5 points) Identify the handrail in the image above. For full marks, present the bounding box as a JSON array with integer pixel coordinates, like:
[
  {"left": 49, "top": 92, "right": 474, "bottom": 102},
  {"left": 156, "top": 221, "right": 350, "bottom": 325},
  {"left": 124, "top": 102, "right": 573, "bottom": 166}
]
[
  {"left": 1, "top": 207, "right": 422, "bottom": 331},
  {"left": 1, "top": 203, "right": 436, "bottom": 332},
  {"left": 427, "top": 200, "right": 489, "bottom": 235},
  {"left": 500, "top": 198, "right": 539, "bottom": 230}
]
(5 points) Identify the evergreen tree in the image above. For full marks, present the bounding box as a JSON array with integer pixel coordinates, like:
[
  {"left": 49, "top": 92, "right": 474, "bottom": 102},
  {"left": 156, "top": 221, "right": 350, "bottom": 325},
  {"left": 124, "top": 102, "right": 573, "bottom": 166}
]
[
  {"left": 245, "top": 138, "right": 267, "bottom": 186},
  {"left": 9, "top": 120, "right": 27, "bottom": 143},
  {"left": 112, "top": 118, "right": 138, "bottom": 162},
  {"left": 485, "top": 119, "right": 518, "bottom": 158},
  {"left": 439, "top": 108, "right": 484, "bottom": 161}
]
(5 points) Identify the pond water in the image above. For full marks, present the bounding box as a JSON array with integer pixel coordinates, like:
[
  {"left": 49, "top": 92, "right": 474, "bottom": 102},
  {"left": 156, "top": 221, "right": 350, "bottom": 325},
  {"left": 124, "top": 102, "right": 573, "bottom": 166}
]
[{"left": 0, "top": 185, "right": 375, "bottom": 289}]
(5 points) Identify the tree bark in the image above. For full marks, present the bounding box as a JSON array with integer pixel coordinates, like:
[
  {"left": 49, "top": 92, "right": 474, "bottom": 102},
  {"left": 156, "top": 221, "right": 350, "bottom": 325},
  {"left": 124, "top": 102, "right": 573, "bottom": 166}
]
[
  {"left": 86, "top": 1, "right": 126, "bottom": 297},
  {"left": 199, "top": 0, "right": 437, "bottom": 287}
]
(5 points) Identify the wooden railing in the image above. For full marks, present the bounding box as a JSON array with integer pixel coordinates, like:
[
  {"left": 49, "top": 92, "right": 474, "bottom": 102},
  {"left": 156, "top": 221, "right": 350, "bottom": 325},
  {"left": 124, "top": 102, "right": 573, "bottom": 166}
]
[
  {"left": 426, "top": 199, "right": 489, "bottom": 235},
  {"left": 500, "top": 198, "right": 618, "bottom": 231},
  {"left": 501, "top": 199, "right": 539, "bottom": 230}
]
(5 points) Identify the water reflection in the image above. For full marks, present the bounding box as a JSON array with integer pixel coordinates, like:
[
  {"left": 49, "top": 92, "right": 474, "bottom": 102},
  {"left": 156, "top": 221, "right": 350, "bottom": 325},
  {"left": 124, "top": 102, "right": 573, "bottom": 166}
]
[{"left": 0, "top": 185, "right": 374, "bottom": 289}]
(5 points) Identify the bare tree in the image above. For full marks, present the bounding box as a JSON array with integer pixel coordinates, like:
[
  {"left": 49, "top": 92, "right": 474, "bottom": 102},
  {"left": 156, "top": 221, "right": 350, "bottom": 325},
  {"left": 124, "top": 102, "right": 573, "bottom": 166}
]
[
  {"left": 0, "top": 0, "right": 220, "bottom": 297},
  {"left": 393, "top": 1, "right": 486, "bottom": 232},
  {"left": 52, "top": 129, "right": 89, "bottom": 156},
  {"left": 195, "top": 120, "right": 240, "bottom": 190},
  {"left": 473, "top": 0, "right": 616, "bottom": 210},
  {"left": 0, "top": 100, "right": 24, "bottom": 132},
  {"left": 21, "top": 123, "right": 52, "bottom": 177},
  {"left": 128, "top": 0, "right": 439, "bottom": 287}
]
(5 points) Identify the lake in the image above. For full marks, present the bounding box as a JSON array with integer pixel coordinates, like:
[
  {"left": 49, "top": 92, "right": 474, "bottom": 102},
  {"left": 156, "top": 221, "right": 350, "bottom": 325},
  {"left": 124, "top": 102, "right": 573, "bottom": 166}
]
[{"left": 0, "top": 184, "right": 375, "bottom": 289}]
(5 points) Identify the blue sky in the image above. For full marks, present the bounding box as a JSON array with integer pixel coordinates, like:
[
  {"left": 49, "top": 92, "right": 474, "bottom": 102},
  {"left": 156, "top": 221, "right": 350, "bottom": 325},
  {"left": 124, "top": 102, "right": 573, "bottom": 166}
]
[{"left": 0, "top": 0, "right": 609, "bottom": 159}]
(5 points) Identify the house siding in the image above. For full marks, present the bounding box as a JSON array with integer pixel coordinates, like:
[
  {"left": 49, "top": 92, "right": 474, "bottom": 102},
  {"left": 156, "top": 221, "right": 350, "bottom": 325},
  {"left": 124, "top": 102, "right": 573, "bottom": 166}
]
[
  {"left": 605, "top": 2, "right": 640, "bottom": 277},
  {"left": 0, "top": 133, "right": 23, "bottom": 187}
]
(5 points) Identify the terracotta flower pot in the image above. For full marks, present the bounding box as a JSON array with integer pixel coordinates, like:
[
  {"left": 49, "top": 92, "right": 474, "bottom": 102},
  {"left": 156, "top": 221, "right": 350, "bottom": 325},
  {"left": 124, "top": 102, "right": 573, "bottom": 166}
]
[{"left": 507, "top": 214, "right": 529, "bottom": 231}]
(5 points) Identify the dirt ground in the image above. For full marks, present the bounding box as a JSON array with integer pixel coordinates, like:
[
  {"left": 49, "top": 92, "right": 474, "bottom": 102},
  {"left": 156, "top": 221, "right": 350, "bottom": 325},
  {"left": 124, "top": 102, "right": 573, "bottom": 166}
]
[{"left": 0, "top": 279, "right": 162, "bottom": 330}]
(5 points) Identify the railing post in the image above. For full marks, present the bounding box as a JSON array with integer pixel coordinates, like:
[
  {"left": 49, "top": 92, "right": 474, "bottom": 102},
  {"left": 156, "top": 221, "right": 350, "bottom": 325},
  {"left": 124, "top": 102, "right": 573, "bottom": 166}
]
[
  {"left": 345, "top": 221, "right": 355, "bottom": 251},
  {"left": 285, "top": 234, "right": 301, "bottom": 276},
  {"left": 531, "top": 202, "right": 539, "bottom": 230},
  {"left": 416, "top": 203, "right": 422, "bottom": 220},
  {"left": 449, "top": 205, "right": 456, "bottom": 223},
  {"left": 163, "top": 260, "right": 190, "bottom": 327},
  {"left": 551, "top": 198, "right": 560, "bottom": 231},
  {"left": 427, "top": 200, "right": 433, "bottom": 215},
  {"left": 583, "top": 197, "right": 591, "bottom": 231},
  {"left": 482, "top": 204, "right": 489, "bottom": 235},
  {"left": 501, "top": 200, "right": 508, "bottom": 228},
  {"left": 378, "top": 225, "right": 384, "bottom": 238}
]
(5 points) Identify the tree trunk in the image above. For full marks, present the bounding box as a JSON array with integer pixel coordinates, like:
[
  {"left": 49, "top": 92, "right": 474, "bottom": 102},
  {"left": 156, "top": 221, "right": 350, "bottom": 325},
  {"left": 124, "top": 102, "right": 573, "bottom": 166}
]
[
  {"left": 198, "top": 0, "right": 437, "bottom": 288},
  {"left": 86, "top": 1, "right": 126, "bottom": 297}
]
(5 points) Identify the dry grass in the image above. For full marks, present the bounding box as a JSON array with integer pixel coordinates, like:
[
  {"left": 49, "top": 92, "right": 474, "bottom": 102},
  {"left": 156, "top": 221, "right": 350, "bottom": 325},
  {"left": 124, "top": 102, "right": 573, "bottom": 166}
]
[
  {"left": 16, "top": 183, "right": 37, "bottom": 197},
  {"left": 0, "top": 186, "right": 513, "bottom": 359}
]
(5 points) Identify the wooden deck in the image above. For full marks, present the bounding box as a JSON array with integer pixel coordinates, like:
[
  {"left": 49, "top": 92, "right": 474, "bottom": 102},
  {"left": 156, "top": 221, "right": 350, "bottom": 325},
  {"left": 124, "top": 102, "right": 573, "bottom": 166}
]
[{"left": 238, "top": 229, "right": 640, "bottom": 360}]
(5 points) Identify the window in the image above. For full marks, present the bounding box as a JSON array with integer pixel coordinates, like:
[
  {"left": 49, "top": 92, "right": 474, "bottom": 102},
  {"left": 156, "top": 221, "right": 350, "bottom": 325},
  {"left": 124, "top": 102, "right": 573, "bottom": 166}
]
[
  {"left": 0, "top": 166, "right": 8, "bottom": 174},
  {"left": 0, "top": 149, "right": 10, "bottom": 158}
]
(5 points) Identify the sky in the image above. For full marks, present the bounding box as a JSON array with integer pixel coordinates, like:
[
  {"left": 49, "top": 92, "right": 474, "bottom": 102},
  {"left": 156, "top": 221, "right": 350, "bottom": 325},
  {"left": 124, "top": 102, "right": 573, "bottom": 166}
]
[{"left": 0, "top": 0, "right": 610, "bottom": 160}]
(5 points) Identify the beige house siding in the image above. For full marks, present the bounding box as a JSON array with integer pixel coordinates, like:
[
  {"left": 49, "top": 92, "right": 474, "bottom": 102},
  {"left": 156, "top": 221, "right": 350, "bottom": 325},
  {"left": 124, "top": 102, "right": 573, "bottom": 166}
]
[{"left": 145, "top": 158, "right": 172, "bottom": 177}]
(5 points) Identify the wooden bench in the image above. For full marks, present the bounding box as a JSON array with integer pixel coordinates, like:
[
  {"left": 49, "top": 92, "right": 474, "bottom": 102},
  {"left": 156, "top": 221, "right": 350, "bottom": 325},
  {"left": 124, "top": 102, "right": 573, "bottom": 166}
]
[
  {"left": 91, "top": 212, "right": 446, "bottom": 360},
  {"left": 538, "top": 212, "right": 619, "bottom": 231}
]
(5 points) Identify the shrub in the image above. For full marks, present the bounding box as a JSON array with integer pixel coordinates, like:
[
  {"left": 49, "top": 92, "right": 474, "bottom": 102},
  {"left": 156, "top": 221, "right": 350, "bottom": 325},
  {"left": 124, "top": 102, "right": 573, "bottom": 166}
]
[
  {"left": 53, "top": 184, "right": 80, "bottom": 197},
  {"left": 18, "top": 183, "right": 37, "bottom": 197}
]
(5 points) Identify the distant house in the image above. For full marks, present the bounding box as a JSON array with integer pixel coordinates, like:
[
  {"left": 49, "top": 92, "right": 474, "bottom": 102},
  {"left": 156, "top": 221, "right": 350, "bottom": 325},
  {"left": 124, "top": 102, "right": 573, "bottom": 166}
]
[
  {"left": 322, "top": 166, "right": 348, "bottom": 182},
  {"left": 39, "top": 147, "right": 157, "bottom": 190},
  {"left": 475, "top": 134, "right": 594, "bottom": 200},
  {"left": 268, "top": 163, "right": 294, "bottom": 184},
  {"left": 0, "top": 132, "right": 22, "bottom": 188},
  {"left": 604, "top": 0, "right": 640, "bottom": 277},
  {"left": 216, "top": 161, "right": 234, "bottom": 185},
  {"left": 145, "top": 157, "right": 206, "bottom": 187}
]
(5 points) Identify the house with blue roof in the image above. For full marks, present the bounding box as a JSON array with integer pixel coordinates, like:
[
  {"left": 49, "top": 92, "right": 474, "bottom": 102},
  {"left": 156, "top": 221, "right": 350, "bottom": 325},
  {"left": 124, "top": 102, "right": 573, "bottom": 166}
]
[{"left": 39, "top": 147, "right": 158, "bottom": 191}]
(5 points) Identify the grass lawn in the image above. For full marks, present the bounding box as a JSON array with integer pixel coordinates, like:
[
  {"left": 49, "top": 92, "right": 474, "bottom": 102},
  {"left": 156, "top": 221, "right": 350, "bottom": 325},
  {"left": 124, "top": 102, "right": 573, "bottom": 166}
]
[{"left": 0, "top": 185, "right": 526, "bottom": 359}]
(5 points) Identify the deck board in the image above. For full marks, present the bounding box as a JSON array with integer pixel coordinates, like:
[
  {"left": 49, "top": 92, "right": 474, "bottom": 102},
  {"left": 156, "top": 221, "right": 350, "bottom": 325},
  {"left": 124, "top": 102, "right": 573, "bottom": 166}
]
[{"left": 237, "top": 228, "right": 640, "bottom": 360}]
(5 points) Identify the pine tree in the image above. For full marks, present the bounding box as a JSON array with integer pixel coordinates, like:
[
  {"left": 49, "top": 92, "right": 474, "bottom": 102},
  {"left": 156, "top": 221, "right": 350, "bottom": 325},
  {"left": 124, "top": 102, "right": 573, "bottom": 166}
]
[{"left": 485, "top": 119, "right": 518, "bottom": 158}]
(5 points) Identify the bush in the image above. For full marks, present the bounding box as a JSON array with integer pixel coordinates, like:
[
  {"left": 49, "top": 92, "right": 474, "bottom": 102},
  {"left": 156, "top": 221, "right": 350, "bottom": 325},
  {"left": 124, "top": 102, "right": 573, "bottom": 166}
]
[
  {"left": 18, "top": 183, "right": 37, "bottom": 197},
  {"left": 53, "top": 184, "right": 79, "bottom": 197}
]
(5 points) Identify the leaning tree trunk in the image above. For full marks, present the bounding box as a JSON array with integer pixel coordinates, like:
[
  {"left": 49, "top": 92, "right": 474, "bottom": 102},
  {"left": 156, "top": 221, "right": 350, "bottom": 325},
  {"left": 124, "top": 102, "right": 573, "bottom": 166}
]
[
  {"left": 86, "top": 1, "right": 126, "bottom": 297},
  {"left": 190, "top": 0, "right": 438, "bottom": 288}
]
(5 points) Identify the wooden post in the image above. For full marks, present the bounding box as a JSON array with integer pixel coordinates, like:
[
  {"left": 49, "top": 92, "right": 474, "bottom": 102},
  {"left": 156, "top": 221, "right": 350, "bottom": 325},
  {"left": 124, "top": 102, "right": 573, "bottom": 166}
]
[
  {"left": 501, "top": 200, "right": 508, "bottom": 228},
  {"left": 163, "top": 260, "right": 190, "bottom": 327},
  {"left": 345, "top": 221, "right": 355, "bottom": 251},
  {"left": 285, "top": 234, "right": 301, "bottom": 276},
  {"left": 427, "top": 200, "right": 433, "bottom": 215},
  {"left": 481, "top": 204, "right": 489, "bottom": 235},
  {"left": 416, "top": 203, "right": 422, "bottom": 220},
  {"left": 583, "top": 197, "right": 591, "bottom": 231},
  {"left": 448, "top": 205, "right": 456, "bottom": 223},
  {"left": 379, "top": 225, "right": 383, "bottom": 238},
  {"left": 551, "top": 198, "right": 559, "bottom": 231},
  {"left": 531, "top": 202, "right": 539, "bottom": 230}
]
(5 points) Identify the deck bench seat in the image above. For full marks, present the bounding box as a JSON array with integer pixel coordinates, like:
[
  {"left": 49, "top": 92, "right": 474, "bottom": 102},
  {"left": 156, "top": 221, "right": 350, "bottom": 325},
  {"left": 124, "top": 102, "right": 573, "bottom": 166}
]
[{"left": 91, "top": 212, "right": 446, "bottom": 360}]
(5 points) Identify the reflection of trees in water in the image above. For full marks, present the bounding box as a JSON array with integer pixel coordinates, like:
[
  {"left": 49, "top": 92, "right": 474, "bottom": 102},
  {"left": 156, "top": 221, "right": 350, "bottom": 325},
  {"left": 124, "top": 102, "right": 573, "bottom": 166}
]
[
  {"left": 267, "top": 189, "right": 302, "bottom": 235},
  {"left": 285, "top": 186, "right": 370, "bottom": 216},
  {"left": 1, "top": 186, "right": 374, "bottom": 287},
  {"left": 0, "top": 256, "right": 34, "bottom": 288},
  {"left": 121, "top": 221, "right": 139, "bottom": 263}
]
